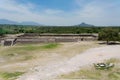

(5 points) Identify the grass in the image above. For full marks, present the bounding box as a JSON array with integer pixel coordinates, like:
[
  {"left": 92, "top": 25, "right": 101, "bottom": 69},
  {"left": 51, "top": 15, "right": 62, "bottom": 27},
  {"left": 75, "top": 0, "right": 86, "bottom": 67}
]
[
  {"left": 60, "top": 68, "right": 102, "bottom": 79},
  {"left": 108, "top": 72, "right": 120, "bottom": 80},
  {"left": 41, "top": 43, "right": 60, "bottom": 49},
  {"left": 59, "top": 58, "right": 120, "bottom": 80},
  {"left": 0, "top": 42, "right": 101, "bottom": 79},
  {"left": 0, "top": 43, "right": 60, "bottom": 56},
  {"left": 105, "top": 58, "right": 120, "bottom": 63},
  {"left": 0, "top": 43, "right": 61, "bottom": 64},
  {"left": 59, "top": 41, "right": 101, "bottom": 57},
  {"left": 0, "top": 72, "right": 24, "bottom": 80},
  {"left": 22, "top": 55, "right": 35, "bottom": 61}
]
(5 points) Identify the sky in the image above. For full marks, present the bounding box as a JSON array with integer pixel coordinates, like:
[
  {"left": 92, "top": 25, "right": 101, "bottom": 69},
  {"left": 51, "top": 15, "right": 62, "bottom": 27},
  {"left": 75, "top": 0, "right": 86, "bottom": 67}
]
[{"left": 0, "top": 0, "right": 120, "bottom": 26}]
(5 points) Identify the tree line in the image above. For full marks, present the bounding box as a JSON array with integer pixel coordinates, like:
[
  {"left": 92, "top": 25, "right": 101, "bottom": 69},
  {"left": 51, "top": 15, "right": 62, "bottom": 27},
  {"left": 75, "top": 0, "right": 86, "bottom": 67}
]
[{"left": 0, "top": 24, "right": 120, "bottom": 35}]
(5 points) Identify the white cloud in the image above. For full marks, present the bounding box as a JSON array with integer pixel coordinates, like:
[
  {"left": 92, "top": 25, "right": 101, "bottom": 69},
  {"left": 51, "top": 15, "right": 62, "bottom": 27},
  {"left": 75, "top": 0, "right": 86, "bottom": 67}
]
[
  {"left": 0, "top": 0, "right": 32, "bottom": 14},
  {"left": 72, "top": 0, "right": 120, "bottom": 26},
  {"left": 0, "top": 0, "right": 120, "bottom": 26},
  {"left": 0, "top": 0, "right": 68, "bottom": 25},
  {"left": 44, "top": 9, "right": 64, "bottom": 15}
]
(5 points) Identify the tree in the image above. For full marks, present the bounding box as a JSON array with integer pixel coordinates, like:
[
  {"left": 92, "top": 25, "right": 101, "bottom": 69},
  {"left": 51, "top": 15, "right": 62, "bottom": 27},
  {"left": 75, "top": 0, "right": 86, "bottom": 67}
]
[
  {"left": 98, "top": 28, "right": 119, "bottom": 44},
  {"left": 0, "top": 28, "right": 4, "bottom": 36}
]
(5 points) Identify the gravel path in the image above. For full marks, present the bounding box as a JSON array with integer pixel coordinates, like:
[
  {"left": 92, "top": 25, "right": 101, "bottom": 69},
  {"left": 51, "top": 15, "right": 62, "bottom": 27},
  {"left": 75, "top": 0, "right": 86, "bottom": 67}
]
[{"left": 17, "top": 45, "right": 120, "bottom": 80}]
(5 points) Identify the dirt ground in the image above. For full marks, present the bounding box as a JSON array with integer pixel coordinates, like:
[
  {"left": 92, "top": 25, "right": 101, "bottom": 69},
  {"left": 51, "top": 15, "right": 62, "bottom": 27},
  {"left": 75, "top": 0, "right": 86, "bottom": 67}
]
[
  {"left": 1, "top": 41, "right": 118, "bottom": 80},
  {"left": 0, "top": 41, "right": 99, "bottom": 72}
]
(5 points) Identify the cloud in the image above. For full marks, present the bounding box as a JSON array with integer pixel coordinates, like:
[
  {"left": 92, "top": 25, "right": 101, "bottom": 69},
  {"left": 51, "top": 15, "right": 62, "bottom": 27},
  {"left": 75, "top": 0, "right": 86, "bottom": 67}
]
[
  {"left": 0, "top": 0, "right": 33, "bottom": 14},
  {"left": 44, "top": 9, "right": 64, "bottom": 15},
  {"left": 73, "top": 0, "right": 120, "bottom": 26},
  {"left": 0, "top": 0, "right": 68, "bottom": 25},
  {"left": 0, "top": 0, "right": 120, "bottom": 26}
]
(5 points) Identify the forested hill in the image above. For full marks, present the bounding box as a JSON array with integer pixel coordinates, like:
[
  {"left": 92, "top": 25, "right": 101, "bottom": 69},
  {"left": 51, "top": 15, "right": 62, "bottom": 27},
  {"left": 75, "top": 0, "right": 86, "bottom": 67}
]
[{"left": 0, "top": 24, "right": 120, "bottom": 36}]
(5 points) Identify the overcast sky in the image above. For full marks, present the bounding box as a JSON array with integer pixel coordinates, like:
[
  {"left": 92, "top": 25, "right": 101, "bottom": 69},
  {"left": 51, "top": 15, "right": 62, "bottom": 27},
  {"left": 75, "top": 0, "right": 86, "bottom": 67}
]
[{"left": 0, "top": 0, "right": 120, "bottom": 26}]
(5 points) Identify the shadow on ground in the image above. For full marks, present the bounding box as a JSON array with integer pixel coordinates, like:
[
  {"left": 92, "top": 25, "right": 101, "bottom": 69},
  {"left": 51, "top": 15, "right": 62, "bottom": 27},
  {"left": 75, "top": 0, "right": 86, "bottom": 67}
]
[{"left": 98, "top": 42, "right": 120, "bottom": 45}]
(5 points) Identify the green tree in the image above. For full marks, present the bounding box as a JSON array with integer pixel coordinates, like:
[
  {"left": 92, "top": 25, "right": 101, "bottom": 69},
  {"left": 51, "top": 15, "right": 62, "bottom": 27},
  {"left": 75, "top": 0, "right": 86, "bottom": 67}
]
[
  {"left": 0, "top": 28, "right": 4, "bottom": 36},
  {"left": 99, "top": 28, "right": 119, "bottom": 44}
]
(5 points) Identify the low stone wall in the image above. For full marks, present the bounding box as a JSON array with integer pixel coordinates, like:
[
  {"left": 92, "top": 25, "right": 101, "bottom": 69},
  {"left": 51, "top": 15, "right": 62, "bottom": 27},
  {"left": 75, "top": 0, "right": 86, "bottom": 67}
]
[
  {"left": 1, "top": 34, "right": 98, "bottom": 45},
  {"left": 16, "top": 36, "right": 97, "bottom": 43}
]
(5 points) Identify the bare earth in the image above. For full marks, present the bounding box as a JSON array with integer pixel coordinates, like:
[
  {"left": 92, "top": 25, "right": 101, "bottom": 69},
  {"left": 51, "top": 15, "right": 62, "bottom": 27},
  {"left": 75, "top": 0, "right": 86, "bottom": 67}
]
[{"left": 17, "top": 45, "right": 120, "bottom": 80}]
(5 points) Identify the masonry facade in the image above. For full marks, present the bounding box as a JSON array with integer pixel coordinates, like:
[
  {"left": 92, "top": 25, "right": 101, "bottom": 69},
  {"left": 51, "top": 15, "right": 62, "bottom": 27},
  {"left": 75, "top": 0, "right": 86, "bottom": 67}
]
[
  {"left": 16, "top": 33, "right": 98, "bottom": 43},
  {"left": 0, "top": 33, "right": 98, "bottom": 46}
]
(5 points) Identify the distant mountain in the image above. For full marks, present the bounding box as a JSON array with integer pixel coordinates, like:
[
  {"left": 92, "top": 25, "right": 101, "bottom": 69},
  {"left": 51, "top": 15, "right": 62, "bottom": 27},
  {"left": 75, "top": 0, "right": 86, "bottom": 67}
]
[
  {"left": 20, "top": 21, "right": 40, "bottom": 25},
  {"left": 0, "top": 19, "right": 18, "bottom": 24},
  {"left": 76, "top": 22, "right": 94, "bottom": 27},
  {"left": 0, "top": 19, "right": 40, "bottom": 25},
  {"left": 0, "top": 19, "right": 95, "bottom": 26}
]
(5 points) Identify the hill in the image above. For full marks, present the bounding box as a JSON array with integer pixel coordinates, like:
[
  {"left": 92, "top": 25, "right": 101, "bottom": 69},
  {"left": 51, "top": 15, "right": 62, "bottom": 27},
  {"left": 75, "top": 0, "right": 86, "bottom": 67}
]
[
  {"left": 0, "top": 19, "right": 40, "bottom": 25},
  {"left": 76, "top": 22, "right": 94, "bottom": 27}
]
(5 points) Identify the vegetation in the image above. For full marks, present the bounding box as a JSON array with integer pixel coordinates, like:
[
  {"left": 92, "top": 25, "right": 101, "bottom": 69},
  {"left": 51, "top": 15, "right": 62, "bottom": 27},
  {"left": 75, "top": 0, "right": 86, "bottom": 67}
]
[
  {"left": 0, "top": 28, "right": 5, "bottom": 36},
  {"left": 0, "top": 43, "right": 60, "bottom": 56},
  {"left": 0, "top": 24, "right": 120, "bottom": 35},
  {"left": 60, "top": 59, "right": 120, "bottom": 80},
  {"left": 0, "top": 43, "right": 60, "bottom": 63},
  {"left": 99, "top": 28, "right": 120, "bottom": 44},
  {"left": 0, "top": 72, "right": 24, "bottom": 80},
  {"left": 41, "top": 43, "right": 60, "bottom": 49}
]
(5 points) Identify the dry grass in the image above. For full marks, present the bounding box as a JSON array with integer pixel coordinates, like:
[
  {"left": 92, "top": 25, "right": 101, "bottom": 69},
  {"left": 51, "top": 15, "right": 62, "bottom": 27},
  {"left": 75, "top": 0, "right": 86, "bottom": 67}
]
[
  {"left": 0, "top": 41, "right": 101, "bottom": 80},
  {"left": 0, "top": 43, "right": 60, "bottom": 62},
  {"left": 0, "top": 72, "right": 24, "bottom": 80},
  {"left": 59, "top": 58, "right": 120, "bottom": 80},
  {"left": 52, "top": 41, "right": 101, "bottom": 57}
]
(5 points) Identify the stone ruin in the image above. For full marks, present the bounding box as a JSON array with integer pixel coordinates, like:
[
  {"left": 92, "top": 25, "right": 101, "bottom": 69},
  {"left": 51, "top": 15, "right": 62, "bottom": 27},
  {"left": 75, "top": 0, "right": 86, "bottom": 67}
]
[
  {"left": 1, "top": 38, "right": 17, "bottom": 46},
  {"left": 16, "top": 33, "right": 98, "bottom": 43},
  {"left": 0, "top": 33, "right": 98, "bottom": 46}
]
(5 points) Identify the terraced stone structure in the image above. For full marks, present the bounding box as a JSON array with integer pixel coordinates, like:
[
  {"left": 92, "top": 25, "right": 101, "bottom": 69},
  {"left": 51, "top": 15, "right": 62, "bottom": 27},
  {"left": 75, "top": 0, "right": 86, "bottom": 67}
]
[{"left": 16, "top": 33, "right": 98, "bottom": 43}]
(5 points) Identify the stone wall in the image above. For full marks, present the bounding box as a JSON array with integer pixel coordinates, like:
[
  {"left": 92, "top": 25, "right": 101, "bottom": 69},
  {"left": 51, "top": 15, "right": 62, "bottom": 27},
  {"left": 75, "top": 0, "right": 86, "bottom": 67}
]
[
  {"left": 1, "top": 34, "right": 98, "bottom": 45},
  {"left": 1, "top": 38, "right": 17, "bottom": 46},
  {"left": 16, "top": 34, "right": 98, "bottom": 43}
]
